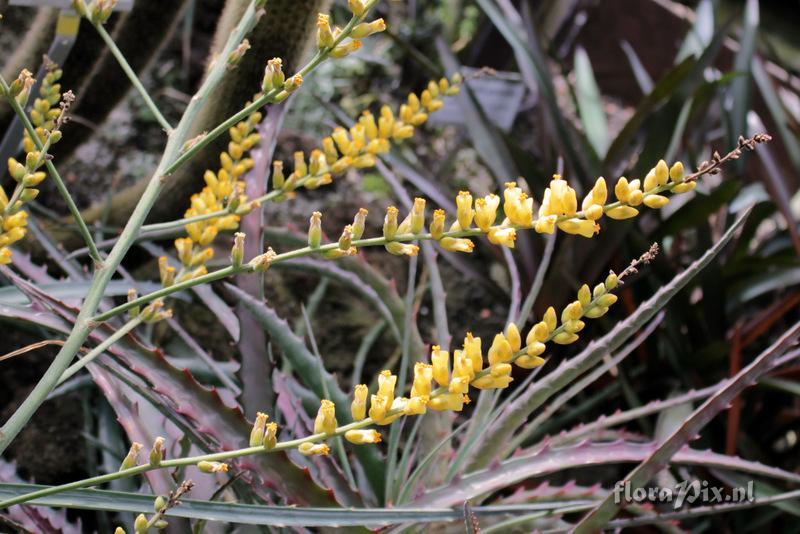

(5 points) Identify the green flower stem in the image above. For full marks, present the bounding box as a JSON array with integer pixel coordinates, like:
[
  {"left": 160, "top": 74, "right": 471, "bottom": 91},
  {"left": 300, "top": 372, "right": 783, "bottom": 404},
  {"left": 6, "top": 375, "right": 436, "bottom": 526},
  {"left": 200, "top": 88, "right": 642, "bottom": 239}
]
[
  {"left": 93, "top": 181, "right": 670, "bottom": 324},
  {"left": 0, "top": 415, "right": 379, "bottom": 509},
  {"left": 2, "top": 133, "right": 53, "bottom": 217},
  {"left": 161, "top": 0, "right": 379, "bottom": 178},
  {"left": 0, "top": 0, "right": 264, "bottom": 457},
  {"left": 0, "top": 282, "right": 621, "bottom": 510},
  {"left": 57, "top": 317, "right": 143, "bottom": 385},
  {"left": 0, "top": 76, "right": 102, "bottom": 263},
  {"left": 92, "top": 22, "right": 173, "bottom": 133}
]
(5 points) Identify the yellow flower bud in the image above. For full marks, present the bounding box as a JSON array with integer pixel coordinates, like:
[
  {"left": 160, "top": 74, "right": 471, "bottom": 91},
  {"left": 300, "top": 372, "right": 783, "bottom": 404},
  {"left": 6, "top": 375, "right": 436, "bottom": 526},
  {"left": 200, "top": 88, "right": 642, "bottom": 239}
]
[
  {"left": 553, "top": 332, "right": 579, "bottom": 345},
  {"left": 263, "top": 422, "right": 278, "bottom": 449},
  {"left": 351, "top": 18, "right": 386, "bottom": 38},
  {"left": 345, "top": 429, "right": 382, "bottom": 444},
  {"left": 404, "top": 395, "right": 428, "bottom": 415},
  {"left": 606, "top": 206, "right": 639, "bottom": 220},
  {"left": 149, "top": 437, "right": 165, "bottom": 467},
  {"left": 348, "top": 0, "right": 366, "bottom": 16},
  {"left": 614, "top": 177, "right": 630, "bottom": 203},
  {"left": 456, "top": 191, "right": 474, "bottom": 230},
  {"left": 411, "top": 362, "right": 433, "bottom": 398},
  {"left": 475, "top": 194, "right": 500, "bottom": 231},
  {"left": 250, "top": 412, "right": 268, "bottom": 447},
  {"left": 431, "top": 345, "right": 449, "bottom": 386},
  {"left": 439, "top": 236, "right": 474, "bottom": 253},
  {"left": 557, "top": 218, "right": 599, "bottom": 238},
  {"left": 643, "top": 194, "right": 669, "bottom": 209},
  {"left": 526, "top": 341, "right": 546, "bottom": 357},
  {"left": 331, "top": 40, "right": 362, "bottom": 58},
  {"left": 643, "top": 169, "right": 658, "bottom": 192},
  {"left": 119, "top": 442, "right": 143, "bottom": 471},
  {"left": 672, "top": 182, "right": 696, "bottom": 194},
  {"left": 505, "top": 323, "right": 521, "bottom": 352},
  {"left": 605, "top": 272, "right": 618, "bottom": 289},
  {"left": 655, "top": 159, "right": 669, "bottom": 185},
  {"left": 314, "top": 399, "right": 337, "bottom": 435},
  {"left": 597, "top": 293, "right": 618, "bottom": 307},
  {"left": 368, "top": 394, "right": 391, "bottom": 424},
  {"left": 383, "top": 206, "right": 399, "bottom": 239},
  {"left": 515, "top": 354, "right": 545, "bottom": 369},
  {"left": 463, "top": 332, "right": 483, "bottom": 373},
  {"left": 409, "top": 197, "right": 426, "bottom": 234},
  {"left": 308, "top": 211, "right": 322, "bottom": 248},
  {"left": 298, "top": 442, "right": 329, "bottom": 456},
  {"left": 316, "top": 13, "right": 335, "bottom": 49},
  {"left": 430, "top": 209, "right": 445, "bottom": 240},
  {"left": 487, "top": 227, "right": 516, "bottom": 248},
  {"left": 385, "top": 241, "right": 419, "bottom": 256},
  {"left": 352, "top": 384, "right": 368, "bottom": 421},
  {"left": 534, "top": 214, "right": 557, "bottom": 234},
  {"left": 428, "top": 392, "right": 465, "bottom": 411},
  {"left": 543, "top": 307, "right": 557, "bottom": 332},
  {"left": 669, "top": 162, "right": 685, "bottom": 183},
  {"left": 488, "top": 333, "right": 513, "bottom": 365},
  {"left": 585, "top": 204, "right": 604, "bottom": 221},
  {"left": 527, "top": 322, "right": 549, "bottom": 345},
  {"left": 584, "top": 306, "right": 609, "bottom": 318},
  {"left": 377, "top": 370, "right": 397, "bottom": 404}
]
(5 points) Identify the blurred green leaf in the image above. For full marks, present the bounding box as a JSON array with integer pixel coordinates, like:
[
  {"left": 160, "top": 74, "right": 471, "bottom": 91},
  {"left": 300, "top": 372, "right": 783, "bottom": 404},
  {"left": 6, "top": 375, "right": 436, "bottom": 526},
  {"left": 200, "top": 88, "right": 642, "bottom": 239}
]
[{"left": 574, "top": 46, "right": 609, "bottom": 158}]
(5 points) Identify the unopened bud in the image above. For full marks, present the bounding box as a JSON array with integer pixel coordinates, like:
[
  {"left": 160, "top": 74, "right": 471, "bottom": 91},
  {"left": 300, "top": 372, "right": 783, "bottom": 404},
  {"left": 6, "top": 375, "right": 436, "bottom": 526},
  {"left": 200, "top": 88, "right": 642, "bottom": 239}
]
[
  {"left": 134, "top": 514, "right": 148, "bottom": 534},
  {"left": 351, "top": 18, "right": 386, "bottom": 39},
  {"left": 197, "top": 460, "right": 229, "bottom": 473},
  {"left": 351, "top": 208, "right": 368, "bottom": 240},
  {"left": 348, "top": 0, "right": 366, "bottom": 16},
  {"left": 339, "top": 225, "right": 353, "bottom": 250},
  {"left": 308, "top": 211, "right": 322, "bottom": 248},
  {"left": 316, "top": 14, "right": 335, "bottom": 49},
  {"left": 231, "top": 232, "right": 245, "bottom": 268},
  {"left": 383, "top": 206, "right": 399, "bottom": 240},
  {"left": 149, "top": 436, "right": 165, "bottom": 467},
  {"left": 263, "top": 422, "right": 278, "bottom": 449},
  {"left": 119, "top": 441, "right": 143, "bottom": 470},
  {"left": 249, "top": 412, "right": 268, "bottom": 447},
  {"left": 330, "top": 40, "right": 361, "bottom": 59},
  {"left": 271, "top": 160, "right": 285, "bottom": 190}
]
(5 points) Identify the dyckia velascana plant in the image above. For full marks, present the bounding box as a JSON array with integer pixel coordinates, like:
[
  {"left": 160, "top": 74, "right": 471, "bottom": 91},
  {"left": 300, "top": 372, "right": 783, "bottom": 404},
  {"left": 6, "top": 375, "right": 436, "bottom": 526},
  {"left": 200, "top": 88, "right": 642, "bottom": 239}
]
[{"left": 0, "top": 0, "right": 798, "bottom": 532}]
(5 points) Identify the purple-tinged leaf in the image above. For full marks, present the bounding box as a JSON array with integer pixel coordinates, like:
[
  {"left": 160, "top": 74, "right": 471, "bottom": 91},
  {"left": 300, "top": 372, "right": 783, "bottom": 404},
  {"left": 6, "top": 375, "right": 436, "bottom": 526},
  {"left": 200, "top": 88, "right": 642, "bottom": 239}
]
[
  {"left": 411, "top": 440, "right": 800, "bottom": 508},
  {"left": 470, "top": 209, "right": 751, "bottom": 470},
  {"left": 573, "top": 320, "right": 800, "bottom": 531}
]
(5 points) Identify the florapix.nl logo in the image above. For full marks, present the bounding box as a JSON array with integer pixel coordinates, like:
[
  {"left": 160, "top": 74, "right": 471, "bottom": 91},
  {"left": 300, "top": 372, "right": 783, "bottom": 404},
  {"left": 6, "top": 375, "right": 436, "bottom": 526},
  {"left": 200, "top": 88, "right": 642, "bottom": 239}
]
[{"left": 613, "top": 480, "right": 755, "bottom": 509}]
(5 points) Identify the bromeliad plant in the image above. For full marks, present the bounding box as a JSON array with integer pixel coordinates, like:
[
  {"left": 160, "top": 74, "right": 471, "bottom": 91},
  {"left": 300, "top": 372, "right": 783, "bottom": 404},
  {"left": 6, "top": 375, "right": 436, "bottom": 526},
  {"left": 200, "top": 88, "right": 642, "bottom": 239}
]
[{"left": 0, "top": 0, "right": 798, "bottom": 532}]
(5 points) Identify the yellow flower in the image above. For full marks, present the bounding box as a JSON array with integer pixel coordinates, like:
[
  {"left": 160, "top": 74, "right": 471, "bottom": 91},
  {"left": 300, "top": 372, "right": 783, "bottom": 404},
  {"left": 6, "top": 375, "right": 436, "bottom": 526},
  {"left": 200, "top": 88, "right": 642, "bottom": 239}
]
[
  {"left": 345, "top": 429, "right": 382, "bottom": 444},
  {"left": 503, "top": 182, "right": 534, "bottom": 226},
  {"left": 411, "top": 362, "right": 433, "bottom": 398},
  {"left": 439, "top": 237, "right": 475, "bottom": 253},
  {"left": 298, "top": 442, "right": 330, "bottom": 456},
  {"left": 377, "top": 370, "right": 397, "bottom": 404},
  {"left": 198, "top": 461, "right": 229, "bottom": 473},
  {"left": 351, "top": 384, "right": 368, "bottom": 421},
  {"left": 249, "top": 412, "right": 268, "bottom": 447},
  {"left": 505, "top": 323, "right": 521, "bottom": 352},
  {"left": 534, "top": 214, "right": 557, "bottom": 234},
  {"left": 557, "top": 218, "right": 599, "bottom": 238},
  {"left": 487, "top": 227, "right": 516, "bottom": 248},
  {"left": 474, "top": 194, "right": 500, "bottom": 231},
  {"left": 428, "top": 392, "right": 465, "bottom": 411},
  {"left": 643, "top": 195, "right": 669, "bottom": 209},
  {"left": 456, "top": 191, "right": 474, "bottom": 230},
  {"left": 404, "top": 395, "right": 428, "bottom": 415},
  {"left": 431, "top": 345, "right": 449, "bottom": 386},
  {"left": 314, "top": 399, "right": 337, "bottom": 435},
  {"left": 463, "top": 332, "right": 483, "bottom": 373},
  {"left": 606, "top": 206, "right": 639, "bottom": 220},
  {"left": 263, "top": 422, "right": 278, "bottom": 449}
]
